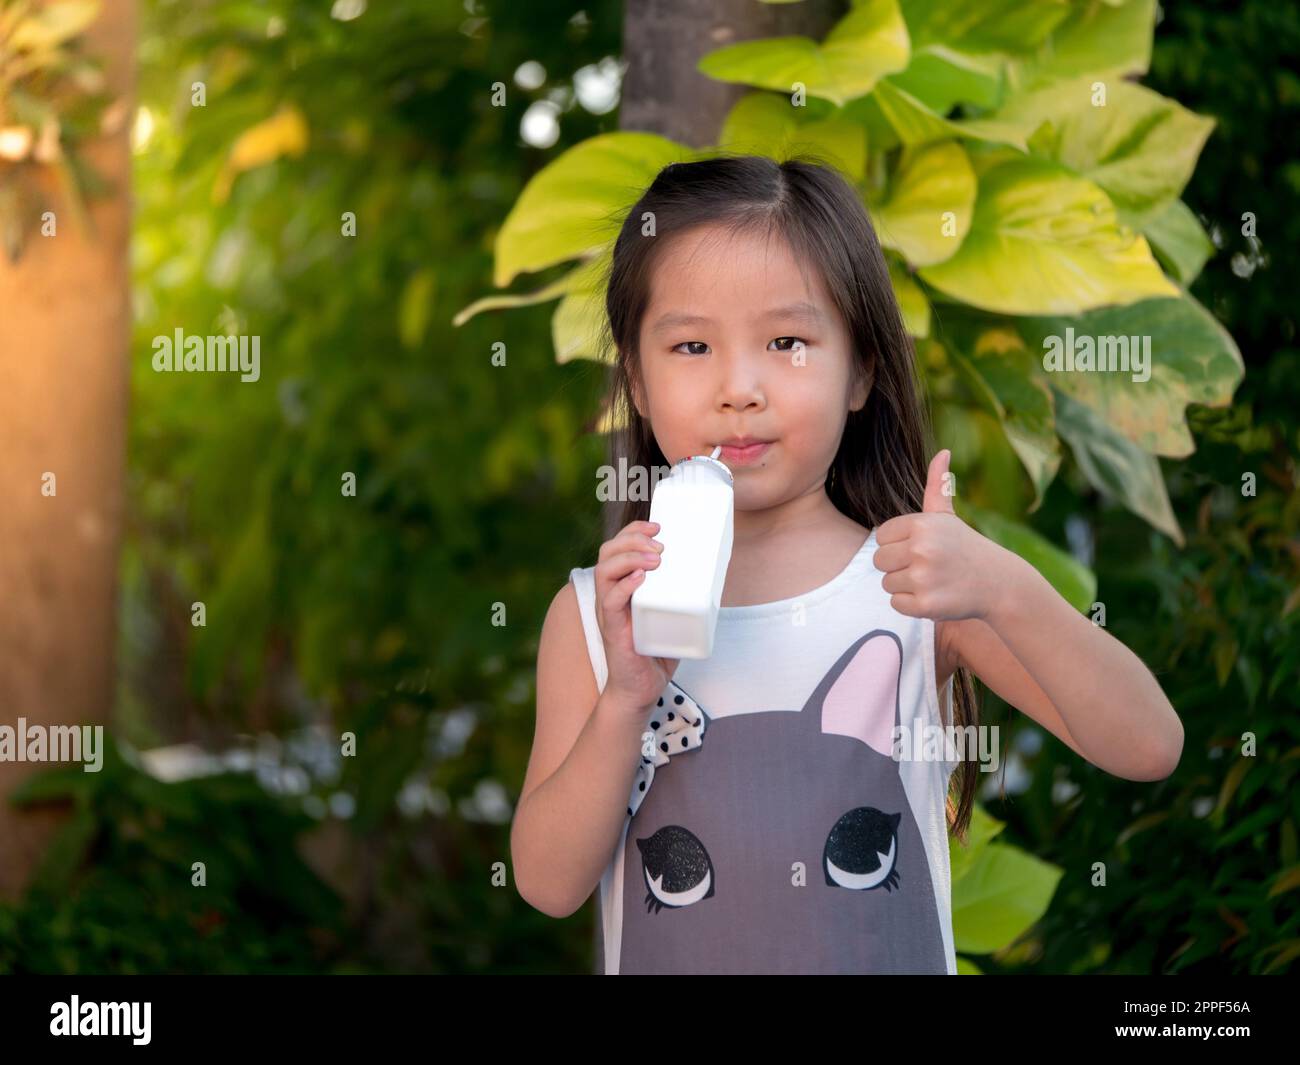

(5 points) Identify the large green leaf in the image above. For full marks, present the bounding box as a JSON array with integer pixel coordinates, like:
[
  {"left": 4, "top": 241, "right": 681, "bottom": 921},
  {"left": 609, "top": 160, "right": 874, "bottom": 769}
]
[
  {"left": 1052, "top": 388, "right": 1183, "bottom": 544},
  {"left": 1143, "top": 199, "right": 1214, "bottom": 285},
  {"left": 951, "top": 839, "right": 1064, "bottom": 954},
  {"left": 888, "top": 258, "right": 930, "bottom": 338},
  {"left": 891, "top": 44, "right": 1006, "bottom": 111},
  {"left": 947, "top": 327, "right": 1060, "bottom": 510},
  {"left": 871, "top": 140, "right": 975, "bottom": 265},
  {"left": 949, "top": 803, "right": 1007, "bottom": 881},
  {"left": 900, "top": 0, "right": 1071, "bottom": 55},
  {"left": 1019, "top": 295, "right": 1245, "bottom": 458},
  {"left": 846, "top": 77, "right": 1031, "bottom": 152},
  {"left": 696, "top": 0, "right": 910, "bottom": 107},
  {"left": 955, "top": 499, "right": 1097, "bottom": 613},
  {"left": 718, "top": 92, "right": 867, "bottom": 178},
  {"left": 493, "top": 132, "right": 692, "bottom": 287},
  {"left": 918, "top": 157, "right": 1179, "bottom": 315},
  {"left": 988, "top": 78, "right": 1214, "bottom": 226},
  {"left": 552, "top": 253, "right": 614, "bottom": 364},
  {"left": 1009, "top": 0, "right": 1156, "bottom": 91}
]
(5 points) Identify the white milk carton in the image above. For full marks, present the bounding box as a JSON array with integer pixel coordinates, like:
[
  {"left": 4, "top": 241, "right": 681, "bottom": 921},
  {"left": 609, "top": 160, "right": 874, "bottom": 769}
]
[{"left": 631, "top": 450, "right": 734, "bottom": 659}]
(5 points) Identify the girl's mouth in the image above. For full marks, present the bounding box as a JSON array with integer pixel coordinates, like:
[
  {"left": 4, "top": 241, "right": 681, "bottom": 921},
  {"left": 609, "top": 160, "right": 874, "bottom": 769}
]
[{"left": 719, "top": 441, "right": 772, "bottom": 465}]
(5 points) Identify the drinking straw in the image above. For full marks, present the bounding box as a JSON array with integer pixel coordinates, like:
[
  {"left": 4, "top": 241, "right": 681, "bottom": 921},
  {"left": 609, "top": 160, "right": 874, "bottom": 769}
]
[{"left": 710, "top": 445, "right": 722, "bottom": 459}]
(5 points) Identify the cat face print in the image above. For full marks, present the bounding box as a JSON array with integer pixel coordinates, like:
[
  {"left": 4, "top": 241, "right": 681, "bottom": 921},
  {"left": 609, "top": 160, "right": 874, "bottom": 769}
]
[{"left": 619, "top": 629, "right": 948, "bottom": 975}]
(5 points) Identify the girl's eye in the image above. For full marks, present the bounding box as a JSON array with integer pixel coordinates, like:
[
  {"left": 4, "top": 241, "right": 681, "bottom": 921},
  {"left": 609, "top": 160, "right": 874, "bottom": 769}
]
[{"left": 670, "top": 338, "right": 808, "bottom": 355}]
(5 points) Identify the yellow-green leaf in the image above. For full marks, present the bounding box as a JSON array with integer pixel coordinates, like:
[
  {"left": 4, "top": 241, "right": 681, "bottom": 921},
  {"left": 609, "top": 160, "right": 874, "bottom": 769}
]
[
  {"left": 888, "top": 259, "right": 930, "bottom": 338},
  {"left": 213, "top": 105, "right": 309, "bottom": 203},
  {"left": 493, "top": 131, "right": 693, "bottom": 287},
  {"left": 988, "top": 78, "right": 1215, "bottom": 223},
  {"left": 718, "top": 92, "right": 867, "bottom": 178},
  {"left": 872, "top": 140, "right": 974, "bottom": 266},
  {"left": 951, "top": 839, "right": 1063, "bottom": 955},
  {"left": 697, "top": 0, "right": 910, "bottom": 107},
  {"left": 551, "top": 253, "right": 613, "bottom": 364},
  {"left": 918, "top": 158, "right": 1179, "bottom": 315}
]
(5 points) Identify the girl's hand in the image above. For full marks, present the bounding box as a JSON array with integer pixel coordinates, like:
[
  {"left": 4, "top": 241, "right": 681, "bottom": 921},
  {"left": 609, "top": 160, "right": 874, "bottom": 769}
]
[
  {"left": 593, "top": 520, "right": 680, "bottom": 711},
  {"left": 872, "top": 449, "right": 1010, "bottom": 622}
]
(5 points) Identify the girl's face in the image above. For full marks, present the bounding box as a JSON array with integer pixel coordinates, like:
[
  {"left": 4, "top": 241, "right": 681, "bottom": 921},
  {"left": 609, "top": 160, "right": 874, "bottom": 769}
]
[{"left": 630, "top": 223, "right": 869, "bottom": 512}]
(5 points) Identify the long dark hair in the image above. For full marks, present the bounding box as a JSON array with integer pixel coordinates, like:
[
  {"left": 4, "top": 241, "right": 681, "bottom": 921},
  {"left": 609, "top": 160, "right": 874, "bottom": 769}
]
[{"left": 594, "top": 153, "right": 981, "bottom": 844}]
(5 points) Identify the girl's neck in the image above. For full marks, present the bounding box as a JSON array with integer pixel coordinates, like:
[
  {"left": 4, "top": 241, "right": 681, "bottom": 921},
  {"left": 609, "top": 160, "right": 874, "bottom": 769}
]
[{"left": 731, "top": 483, "right": 852, "bottom": 552}]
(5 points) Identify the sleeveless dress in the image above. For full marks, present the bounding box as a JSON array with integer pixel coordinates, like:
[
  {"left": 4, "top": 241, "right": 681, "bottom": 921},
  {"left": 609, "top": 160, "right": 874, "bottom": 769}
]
[{"left": 568, "top": 528, "right": 960, "bottom": 975}]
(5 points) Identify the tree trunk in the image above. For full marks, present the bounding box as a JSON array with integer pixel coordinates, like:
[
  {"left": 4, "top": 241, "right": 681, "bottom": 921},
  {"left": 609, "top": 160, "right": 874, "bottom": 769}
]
[
  {"left": 620, "top": 0, "right": 845, "bottom": 147},
  {"left": 0, "top": 0, "right": 136, "bottom": 901}
]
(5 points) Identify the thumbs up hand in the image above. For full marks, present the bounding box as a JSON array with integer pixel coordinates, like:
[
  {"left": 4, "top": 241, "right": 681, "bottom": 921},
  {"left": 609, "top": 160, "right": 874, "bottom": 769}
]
[{"left": 872, "top": 449, "right": 1002, "bottom": 621}]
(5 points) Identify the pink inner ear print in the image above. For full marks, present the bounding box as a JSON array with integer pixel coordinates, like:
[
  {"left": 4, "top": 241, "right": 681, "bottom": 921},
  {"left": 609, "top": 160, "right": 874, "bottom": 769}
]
[{"left": 821, "top": 632, "right": 901, "bottom": 757}]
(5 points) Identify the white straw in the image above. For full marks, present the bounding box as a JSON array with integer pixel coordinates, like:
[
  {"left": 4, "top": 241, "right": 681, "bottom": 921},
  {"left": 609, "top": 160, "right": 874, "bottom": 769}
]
[{"left": 710, "top": 445, "right": 722, "bottom": 459}]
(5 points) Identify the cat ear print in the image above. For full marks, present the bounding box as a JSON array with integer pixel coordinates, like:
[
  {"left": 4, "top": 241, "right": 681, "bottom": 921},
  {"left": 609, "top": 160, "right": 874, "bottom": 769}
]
[{"left": 818, "top": 630, "right": 904, "bottom": 758}]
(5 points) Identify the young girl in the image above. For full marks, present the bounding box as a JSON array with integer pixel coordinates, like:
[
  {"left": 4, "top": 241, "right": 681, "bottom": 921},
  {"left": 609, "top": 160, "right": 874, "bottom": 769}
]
[{"left": 510, "top": 154, "right": 1184, "bottom": 975}]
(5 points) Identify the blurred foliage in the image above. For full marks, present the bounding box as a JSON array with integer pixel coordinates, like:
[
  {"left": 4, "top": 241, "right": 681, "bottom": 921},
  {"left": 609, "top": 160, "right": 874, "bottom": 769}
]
[
  {"left": 982, "top": 0, "right": 1300, "bottom": 974},
  {"left": 0, "top": 0, "right": 1294, "bottom": 975},
  {"left": 0, "top": 0, "right": 120, "bottom": 259},
  {"left": 0, "top": 737, "right": 345, "bottom": 974}
]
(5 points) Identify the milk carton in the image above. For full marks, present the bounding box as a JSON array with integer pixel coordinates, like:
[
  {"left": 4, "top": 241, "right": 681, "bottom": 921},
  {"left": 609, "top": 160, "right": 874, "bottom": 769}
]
[{"left": 631, "top": 450, "right": 734, "bottom": 659}]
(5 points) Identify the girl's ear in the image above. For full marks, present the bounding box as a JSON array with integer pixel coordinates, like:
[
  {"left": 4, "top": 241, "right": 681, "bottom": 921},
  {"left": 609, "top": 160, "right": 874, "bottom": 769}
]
[
  {"left": 849, "top": 360, "right": 873, "bottom": 413},
  {"left": 629, "top": 360, "right": 648, "bottom": 419}
]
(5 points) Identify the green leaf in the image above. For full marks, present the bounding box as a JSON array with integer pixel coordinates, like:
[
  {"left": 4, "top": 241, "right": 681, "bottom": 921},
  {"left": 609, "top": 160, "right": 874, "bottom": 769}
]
[
  {"left": 951, "top": 839, "right": 1064, "bottom": 954},
  {"left": 949, "top": 802, "right": 1008, "bottom": 881},
  {"left": 398, "top": 268, "right": 436, "bottom": 349},
  {"left": 188, "top": 506, "right": 275, "bottom": 696},
  {"left": 551, "top": 253, "right": 613, "bottom": 364},
  {"left": 1052, "top": 389, "right": 1183, "bottom": 544},
  {"left": 1009, "top": 0, "right": 1156, "bottom": 90},
  {"left": 493, "top": 131, "right": 693, "bottom": 287},
  {"left": 947, "top": 327, "right": 1060, "bottom": 509},
  {"left": 918, "top": 157, "right": 1179, "bottom": 315},
  {"left": 1019, "top": 295, "right": 1245, "bottom": 458},
  {"left": 696, "top": 0, "right": 910, "bottom": 107},
  {"left": 900, "top": 0, "right": 1072, "bottom": 55},
  {"left": 452, "top": 266, "right": 576, "bottom": 327},
  {"left": 846, "top": 77, "right": 1031, "bottom": 152},
  {"left": 1143, "top": 199, "right": 1214, "bottom": 285},
  {"left": 890, "top": 44, "right": 1006, "bottom": 111},
  {"left": 987, "top": 78, "right": 1215, "bottom": 224},
  {"left": 888, "top": 258, "right": 930, "bottom": 338},
  {"left": 956, "top": 955, "right": 984, "bottom": 974},
  {"left": 955, "top": 499, "right": 1097, "bottom": 612},
  {"left": 718, "top": 92, "right": 867, "bottom": 178},
  {"left": 872, "top": 140, "right": 974, "bottom": 266}
]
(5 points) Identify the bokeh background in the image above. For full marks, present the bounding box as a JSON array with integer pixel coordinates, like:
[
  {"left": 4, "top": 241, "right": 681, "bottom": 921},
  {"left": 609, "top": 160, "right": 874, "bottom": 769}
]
[{"left": 0, "top": 0, "right": 1296, "bottom": 974}]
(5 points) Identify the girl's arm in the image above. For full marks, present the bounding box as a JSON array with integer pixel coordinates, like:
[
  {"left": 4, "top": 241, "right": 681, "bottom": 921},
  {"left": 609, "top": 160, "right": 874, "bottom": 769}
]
[
  {"left": 878, "top": 449, "right": 1183, "bottom": 782},
  {"left": 510, "top": 581, "right": 653, "bottom": 918},
  {"left": 939, "top": 559, "right": 1183, "bottom": 780}
]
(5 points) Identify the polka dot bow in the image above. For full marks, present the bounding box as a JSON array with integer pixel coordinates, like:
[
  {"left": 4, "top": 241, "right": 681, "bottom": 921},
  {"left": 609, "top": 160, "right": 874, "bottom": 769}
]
[{"left": 626, "top": 680, "right": 707, "bottom": 818}]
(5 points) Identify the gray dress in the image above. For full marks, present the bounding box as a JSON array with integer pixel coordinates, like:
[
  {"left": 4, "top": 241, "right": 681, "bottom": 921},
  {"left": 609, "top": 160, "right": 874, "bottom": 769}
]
[{"left": 570, "top": 529, "right": 958, "bottom": 974}]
